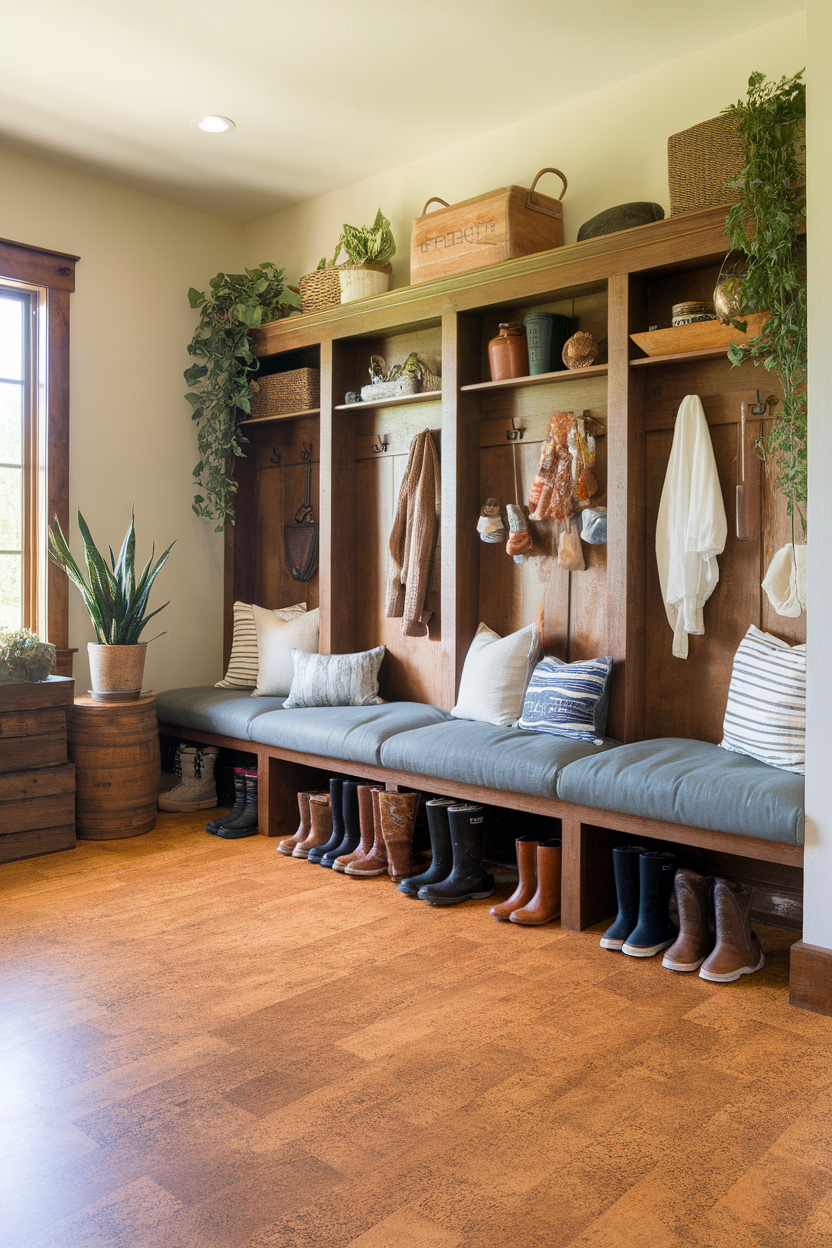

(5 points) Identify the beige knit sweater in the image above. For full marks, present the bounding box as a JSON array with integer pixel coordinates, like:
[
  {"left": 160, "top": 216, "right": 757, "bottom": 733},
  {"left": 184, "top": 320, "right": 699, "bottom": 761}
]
[{"left": 385, "top": 429, "right": 441, "bottom": 637}]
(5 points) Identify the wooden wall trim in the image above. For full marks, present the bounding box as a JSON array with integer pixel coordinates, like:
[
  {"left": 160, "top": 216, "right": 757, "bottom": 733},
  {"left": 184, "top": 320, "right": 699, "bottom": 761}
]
[{"left": 789, "top": 941, "right": 832, "bottom": 1016}]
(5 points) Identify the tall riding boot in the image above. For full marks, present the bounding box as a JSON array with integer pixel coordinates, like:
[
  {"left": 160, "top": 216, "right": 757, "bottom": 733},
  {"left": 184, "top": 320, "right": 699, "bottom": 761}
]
[
  {"left": 600, "top": 845, "right": 646, "bottom": 950},
  {"left": 293, "top": 793, "right": 332, "bottom": 858},
  {"left": 278, "top": 791, "right": 314, "bottom": 856},
  {"left": 509, "top": 839, "right": 561, "bottom": 925},
  {"left": 662, "top": 870, "right": 715, "bottom": 972},
  {"left": 216, "top": 772, "right": 259, "bottom": 839},
  {"left": 206, "top": 767, "right": 246, "bottom": 834},
  {"left": 621, "top": 852, "right": 677, "bottom": 957},
  {"left": 398, "top": 798, "right": 455, "bottom": 897},
  {"left": 344, "top": 788, "right": 388, "bottom": 876},
  {"left": 309, "top": 779, "right": 344, "bottom": 864},
  {"left": 335, "top": 784, "right": 382, "bottom": 872},
  {"left": 418, "top": 804, "right": 495, "bottom": 905},
  {"left": 379, "top": 790, "right": 421, "bottom": 883},
  {"left": 699, "top": 878, "right": 764, "bottom": 982},
  {"left": 160, "top": 746, "right": 219, "bottom": 812},
  {"left": 322, "top": 780, "right": 360, "bottom": 868},
  {"left": 490, "top": 835, "right": 539, "bottom": 920}
]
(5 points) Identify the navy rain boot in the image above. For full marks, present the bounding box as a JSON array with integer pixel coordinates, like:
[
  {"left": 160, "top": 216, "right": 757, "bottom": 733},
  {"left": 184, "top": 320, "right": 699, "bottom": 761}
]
[
  {"left": 622, "top": 851, "right": 678, "bottom": 957},
  {"left": 600, "top": 845, "right": 646, "bottom": 950},
  {"left": 418, "top": 803, "right": 495, "bottom": 905},
  {"left": 309, "top": 778, "right": 344, "bottom": 864},
  {"left": 398, "top": 798, "right": 455, "bottom": 897},
  {"left": 321, "top": 780, "right": 360, "bottom": 868}
]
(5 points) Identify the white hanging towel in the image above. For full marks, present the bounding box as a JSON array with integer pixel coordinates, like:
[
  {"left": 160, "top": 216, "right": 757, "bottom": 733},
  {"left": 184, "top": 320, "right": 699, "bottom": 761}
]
[
  {"left": 656, "top": 394, "right": 727, "bottom": 659},
  {"left": 762, "top": 543, "right": 807, "bottom": 617}
]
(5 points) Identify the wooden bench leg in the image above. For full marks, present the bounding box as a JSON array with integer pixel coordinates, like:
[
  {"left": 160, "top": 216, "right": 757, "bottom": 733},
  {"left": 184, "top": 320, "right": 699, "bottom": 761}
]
[
  {"left": 561, "top": 814, "right": 628, "bottom": 932},
  {"left": 259, "top": 754, "right": 332, "bottom": 837}
]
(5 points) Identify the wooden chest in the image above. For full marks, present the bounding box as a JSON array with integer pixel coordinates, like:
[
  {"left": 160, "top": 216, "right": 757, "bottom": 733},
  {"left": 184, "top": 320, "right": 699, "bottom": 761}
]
[
  {"left": 0, "top": 676, "right": 76, "bottom": 864},
  {"left": 410, "top": 168, "right": 567, "bottom": 286}
]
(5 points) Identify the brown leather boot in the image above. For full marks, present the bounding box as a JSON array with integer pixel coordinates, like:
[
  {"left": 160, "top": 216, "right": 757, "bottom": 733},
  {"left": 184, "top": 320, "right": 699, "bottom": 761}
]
[
  {"left": 334, "top": 784, "right": 382, "bottom": 872},
  {"left": 278, "top": 791, "right": 314, "bottom": 856},
  {"left": 509, "top": 839, "right": 562, "bottom": 926},
  {"left": 662, "top": 870, "right": 715, "bottom": 971},
  {"left": 699, "top": 878, "right": 764, "bottom": 982},
  {"left": 344, "top": 787, "right": 388, "bottom": 876},
  {"left": 490, "top": 836, "right": 538, "bottom": 921},
  {"left": 378, "top": 790, "right": 421, "bottom": 883},
  {"left": 292, "top": 793, "right": 332, "bottom": 859}
]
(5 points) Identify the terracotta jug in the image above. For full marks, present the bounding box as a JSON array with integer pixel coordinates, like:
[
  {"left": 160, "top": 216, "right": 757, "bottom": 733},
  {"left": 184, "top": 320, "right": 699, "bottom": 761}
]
[{"left": 488, "top": 323, "right": 529, "bottom": 381}]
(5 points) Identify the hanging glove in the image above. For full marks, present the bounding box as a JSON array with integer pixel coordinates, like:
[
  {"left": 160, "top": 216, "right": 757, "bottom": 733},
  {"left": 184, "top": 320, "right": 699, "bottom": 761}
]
[{"left": 505, "top": 504, "right": 533, "bottom": 563}]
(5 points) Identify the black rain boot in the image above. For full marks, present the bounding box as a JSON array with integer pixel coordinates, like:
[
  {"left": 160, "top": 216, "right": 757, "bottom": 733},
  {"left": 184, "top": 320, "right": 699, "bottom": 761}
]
[
  {"left": 622, "top": 852, "right": 678, "bottom": 957},
  {"left": 216, "top": 771, "right": 259, "bottom": 839},
  {"left": 321, "top": 780, "right": 360, "bottom": 868},
  {"left": 600, "top": 845, "right": 646, "bottom": 950},
  {"left": 398, "top": 798, "right": 454, "bottom": 897},
  {"left": 309, "top": 779, "right": 344, "bottom": 864},
  {"left": 418, "top": 804, "right": 495, "bottom": 905},
  {"left": 206, "top": 767, "right": 246, "bottom": 834}
]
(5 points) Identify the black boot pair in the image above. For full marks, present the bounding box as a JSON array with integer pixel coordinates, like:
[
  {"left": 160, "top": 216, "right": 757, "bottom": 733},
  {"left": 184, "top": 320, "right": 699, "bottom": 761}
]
[
  {"left": 307, "top": 779, "right": 363, "bottom": 866},
  {"left": 601, "top": 846, "right": 678, "bottom": 958},
  {"left": 398, "top": 800, "right": 495, "bottom": 905},
  {"left": 207, "top": 767, "right": 259, "bottom": 839}
]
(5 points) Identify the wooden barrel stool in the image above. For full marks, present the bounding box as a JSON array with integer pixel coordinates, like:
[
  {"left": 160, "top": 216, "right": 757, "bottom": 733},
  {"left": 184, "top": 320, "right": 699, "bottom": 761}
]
[{"left": 68, "top": 693, "right": 160, "bottom": 839}]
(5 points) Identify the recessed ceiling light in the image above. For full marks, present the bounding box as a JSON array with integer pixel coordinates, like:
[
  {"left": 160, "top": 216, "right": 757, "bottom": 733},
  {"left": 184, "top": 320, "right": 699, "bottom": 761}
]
[{"left": 191, "top": 116, "right": 236, "bottom": 133}]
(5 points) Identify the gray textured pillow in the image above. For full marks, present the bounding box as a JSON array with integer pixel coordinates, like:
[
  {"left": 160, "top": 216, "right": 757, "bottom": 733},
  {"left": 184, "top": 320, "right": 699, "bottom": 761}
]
[{"left": 283, "top": 647, "right": 385, "bottom": 708}]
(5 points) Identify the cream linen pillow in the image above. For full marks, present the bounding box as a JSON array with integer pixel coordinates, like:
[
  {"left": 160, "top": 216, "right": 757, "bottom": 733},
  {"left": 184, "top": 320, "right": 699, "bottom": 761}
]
[
  {"left": 216, "top": 601, "right": 307, "bottom": 689},
  {"left": 451, "top": 622, "right": 542, "bottom": 727},
  {"left": 251, "top": 605, "right": 320, "bottom": 697}
]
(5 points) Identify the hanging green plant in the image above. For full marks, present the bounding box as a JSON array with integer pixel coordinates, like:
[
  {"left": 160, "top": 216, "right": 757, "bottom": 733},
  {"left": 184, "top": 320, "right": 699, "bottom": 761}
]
[
  {"left": 720, "top": 70, "right": 807, "bottom": 531},
  {"left": 184, "top": 264, "right": 297, "bottom": 530}
]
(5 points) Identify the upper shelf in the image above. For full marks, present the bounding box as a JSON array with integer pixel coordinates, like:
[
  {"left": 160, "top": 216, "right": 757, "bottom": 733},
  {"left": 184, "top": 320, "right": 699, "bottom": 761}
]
[
  {"left": 333, "top": 391, "right": 442, "bottom": 413},
  {"left": 461, "top": 364, "right": 608, "bottom": 393},
  {"left": 629, "top": 347, "right": 732, "bottom": 368},
  {"left": 243, "top": 407, "right": 320, "bottom": 426}
]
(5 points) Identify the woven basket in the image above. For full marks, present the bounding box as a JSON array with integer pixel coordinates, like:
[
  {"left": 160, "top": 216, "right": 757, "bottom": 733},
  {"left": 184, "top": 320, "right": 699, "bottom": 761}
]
[
  {"left": 251, "top": 368, "right": 320, "bottom": 419},
  {"left": 668, "top": 115, "right": 743, "bottom": 216},
  {"left": 299, "top": 268, "right": 342, "bottom": 314}
]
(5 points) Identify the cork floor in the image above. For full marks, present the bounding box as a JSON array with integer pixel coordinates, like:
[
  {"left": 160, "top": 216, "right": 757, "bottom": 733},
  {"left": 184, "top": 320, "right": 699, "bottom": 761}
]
[{"left": 1, "top": 812, "right": 831, "bottom": 1248}]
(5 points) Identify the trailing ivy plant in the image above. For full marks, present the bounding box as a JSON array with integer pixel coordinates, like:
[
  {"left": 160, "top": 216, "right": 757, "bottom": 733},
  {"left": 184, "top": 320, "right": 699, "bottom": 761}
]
[
  {"left": 184, "top": 264, "right": 296, "bottom": 529},
  {"left": 722, "top": 70, "right": 807, "bottom": 531}
]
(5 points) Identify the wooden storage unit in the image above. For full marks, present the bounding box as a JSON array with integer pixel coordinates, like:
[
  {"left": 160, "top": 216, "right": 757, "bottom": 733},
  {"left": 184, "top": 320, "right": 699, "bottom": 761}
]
[
  {"left": 68, "top": 694, "right": 160, "bottom": 840},
  {"left": 0, "top": 675, "right": 76, "bottom": 865}
]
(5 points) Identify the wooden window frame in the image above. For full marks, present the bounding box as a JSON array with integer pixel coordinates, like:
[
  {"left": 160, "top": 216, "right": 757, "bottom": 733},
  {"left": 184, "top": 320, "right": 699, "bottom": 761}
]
[{"left": 0, "top": 237, "right": 77, "bottom": 675}]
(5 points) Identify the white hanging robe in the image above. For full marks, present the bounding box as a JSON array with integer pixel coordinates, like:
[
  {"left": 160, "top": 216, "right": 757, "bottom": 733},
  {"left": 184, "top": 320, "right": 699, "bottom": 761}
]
[
  {"left": 656, "top": 394, "right": 727, "bottom": 659},
  {"left": 762, "top": 543, "right": 807, "bottom": 617}
]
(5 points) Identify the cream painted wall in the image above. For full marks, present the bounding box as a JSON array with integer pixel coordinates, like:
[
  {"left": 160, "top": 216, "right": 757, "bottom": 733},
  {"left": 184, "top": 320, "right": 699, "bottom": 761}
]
[
  {"left": 0, "top": 147, "right": 242, "bottom": 692},
  {"left": 242, "top": 14, "right": 805, "bottom": 285},
  {"left": 801, "top": 0, "right": 831, "bottom": 949}
]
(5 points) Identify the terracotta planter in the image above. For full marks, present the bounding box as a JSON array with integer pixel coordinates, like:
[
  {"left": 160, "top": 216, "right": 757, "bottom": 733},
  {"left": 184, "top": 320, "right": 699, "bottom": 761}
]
[
  {"left": 339, "top": 263, "right": 391, "bottom": 304},
  {"left": 88, "top": 643, "right": 146, "bottom": 698}
]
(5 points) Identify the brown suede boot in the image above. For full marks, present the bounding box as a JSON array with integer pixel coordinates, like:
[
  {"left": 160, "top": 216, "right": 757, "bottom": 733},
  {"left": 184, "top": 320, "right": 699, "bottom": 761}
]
[
  {"left": 378, "top": 790, "right": 421, "bottom": 883},
  {"left": 278, "top": 791, "right": 315, "bottom": 856},
  {"left": 344, "top": 787, "right": 388, "bottom": 876},
  {"left": 509, "top": 839, "right": 562, "bottom": 926},
  {"left": 662, "top": 869, "right": 715, "bottom": 972},
  {"left": 292, "top": 793, "right": 332, "bottom": 859},
  {"left": 490, "top": 836, "right": 538, "bottom": 921},
  {"left": 334, "top": 784, "right": 382, "bottom": 872},
  {"left": 699, "top": 878, "right": 764, "bottom": 982}
]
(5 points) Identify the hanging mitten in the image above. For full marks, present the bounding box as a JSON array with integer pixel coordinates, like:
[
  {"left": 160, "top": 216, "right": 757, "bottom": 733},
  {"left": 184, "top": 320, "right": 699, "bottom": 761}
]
[
  {"left": 477, "top": 498, "right": 506, "bottom": 544},
  {"left": 505, "top": 504, "right": 533, "bottom": 562},
  {"left": 581, "top": 506, "right": 607, "bottom": 544},
  {"left": 557, "top": 520, "right": 585, "bottom": 571}
]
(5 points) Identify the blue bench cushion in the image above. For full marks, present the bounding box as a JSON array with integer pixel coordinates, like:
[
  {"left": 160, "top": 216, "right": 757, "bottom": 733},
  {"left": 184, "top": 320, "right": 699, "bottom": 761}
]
[
  {"left": 379, "top": 719, "right": 619, "bottom": 799},
  {"left": 556, "top": 737, "right": 805, "bottom": 845},
  {"left": 156, "top": 687, "right": 286, "bottom": 739},
  {"left": 249, "top": 702, "right": 452, "bottom": 766}
]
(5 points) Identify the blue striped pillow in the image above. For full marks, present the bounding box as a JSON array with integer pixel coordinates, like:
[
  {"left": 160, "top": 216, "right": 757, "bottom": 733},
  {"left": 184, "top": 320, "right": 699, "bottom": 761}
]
[{"left": 518, "top": 655, "right": 613, "bottom": 744}]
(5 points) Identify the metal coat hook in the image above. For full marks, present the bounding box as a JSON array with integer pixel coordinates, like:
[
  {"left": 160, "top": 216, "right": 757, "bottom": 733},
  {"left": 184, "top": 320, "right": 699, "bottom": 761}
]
[
  {"left": 372, "top": 436, "right": 389, "bottom": 454},
  {"left": 750, "top": 389, "right": 778, "bottom": 417},
  {"left": 270, "top": 448, "right": 281, "bottom": 465},
  {"left": 506, "top": 417, "right": 525, "bottom": 442},
  {"left": 300, "top": 441, "right": 314, "bottom": 463}
]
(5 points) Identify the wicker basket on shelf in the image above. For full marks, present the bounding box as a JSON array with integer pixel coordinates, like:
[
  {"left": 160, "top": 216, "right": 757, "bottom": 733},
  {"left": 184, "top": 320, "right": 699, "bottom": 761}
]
[
  {"left": 667, "top": 115, "right": 743, "bottom": 216},
  {"left": 299, "top": 268, "right": 342, "bottom": 314},
  {"left": 251, "top": 369, "right": 320, "bottom": 419}
]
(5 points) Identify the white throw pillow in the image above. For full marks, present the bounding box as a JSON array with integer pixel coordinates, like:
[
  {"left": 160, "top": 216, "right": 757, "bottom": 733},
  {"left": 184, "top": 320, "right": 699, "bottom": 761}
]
[
  {"left": 251, "top": 605, "right": 320, "bottom": 697},
  {"left": 451, "top": 622, "right": 542, "bottom": 727},
  {"left": 720, "top": 624, "right": 806, "bottom": 774},
  {"left": 216, "top": 601, "right": 307, "bottom": 689}
]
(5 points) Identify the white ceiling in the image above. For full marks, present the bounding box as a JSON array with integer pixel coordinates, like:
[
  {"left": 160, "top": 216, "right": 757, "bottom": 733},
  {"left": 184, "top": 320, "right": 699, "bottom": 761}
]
[{"left": 0, "top": 0, "right": 803, "bottom": 223}]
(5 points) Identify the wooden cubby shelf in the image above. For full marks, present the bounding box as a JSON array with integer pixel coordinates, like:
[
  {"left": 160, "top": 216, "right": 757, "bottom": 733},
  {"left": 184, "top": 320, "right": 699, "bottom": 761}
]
[
  {"left": 333, "top": 391, "right": 442, "bottom": 412},
  {"left": 629, "top": 347, "right": 733, "bottom": 368},
  {"left": 461, "top": 364, "right": 608, "bottom": 393},
  {"left": 243, "top": 407, "right": 321, "bottom": 426}
]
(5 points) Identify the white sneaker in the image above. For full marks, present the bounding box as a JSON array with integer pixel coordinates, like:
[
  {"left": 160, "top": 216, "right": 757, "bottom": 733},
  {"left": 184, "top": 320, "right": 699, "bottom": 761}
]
[{"left": 158, "top": 746, "right": 219, "bottom": 812}]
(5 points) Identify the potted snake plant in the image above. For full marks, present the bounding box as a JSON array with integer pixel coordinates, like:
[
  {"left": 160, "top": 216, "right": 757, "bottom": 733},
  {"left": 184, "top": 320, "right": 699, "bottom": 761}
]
[
  {"left": 338, "top": 208, "right": 396, "bottom": 303},
  {"left": 49, "top": 511, "right": 174, "bottom": 699}
]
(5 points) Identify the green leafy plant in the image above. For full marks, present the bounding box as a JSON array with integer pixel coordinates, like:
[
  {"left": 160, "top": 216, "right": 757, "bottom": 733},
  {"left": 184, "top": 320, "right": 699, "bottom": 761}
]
[
  {"left": 49, "top": 511, "right": 174, "bottom": 645},
  {"left": 370, "top": 352, "right": 433, "bottom": 383},
  {"left": 316, "top": 244, "right": 343, "bottom": 269},
  {"left": 339, "top": 208, "right": 396, "bottom": 268},
  {"left": 0, "top": 628, "right": 56, "bottom": 684},
  {"left": 722, "top": 70, "right": 807, "bottom": 530},
  {"left": 184, "top": 264, "right": 297, "bottom": 528}
]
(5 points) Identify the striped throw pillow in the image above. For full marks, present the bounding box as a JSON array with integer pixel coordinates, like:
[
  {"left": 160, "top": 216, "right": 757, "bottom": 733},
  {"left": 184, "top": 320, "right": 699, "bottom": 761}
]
[
  {"left": 720, "top": 625, "right": 806, "bottom": 774},
  {"left": 518, "top": 655, "right": 613, "bottom": 744},
  {"left": 216, "top": 601, "right": 307, "bottom": 689}
]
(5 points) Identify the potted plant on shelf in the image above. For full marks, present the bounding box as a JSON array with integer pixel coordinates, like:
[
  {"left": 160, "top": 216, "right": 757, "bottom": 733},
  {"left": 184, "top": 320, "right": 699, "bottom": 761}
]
[
  {"left": 48, "top": 511, "right": 174, "bottom": 700},
  {"left": 0, "top": 628, "right": 56, "bottom": 684},
  {"left": 299, "top": 246, "right": 344, "bottom": 314},
  {"left": 185, "top": 263, "right": 297, "bottom": 527},
  {"left": 338, "top": 208, "right": 396, "bottom": 304}
]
